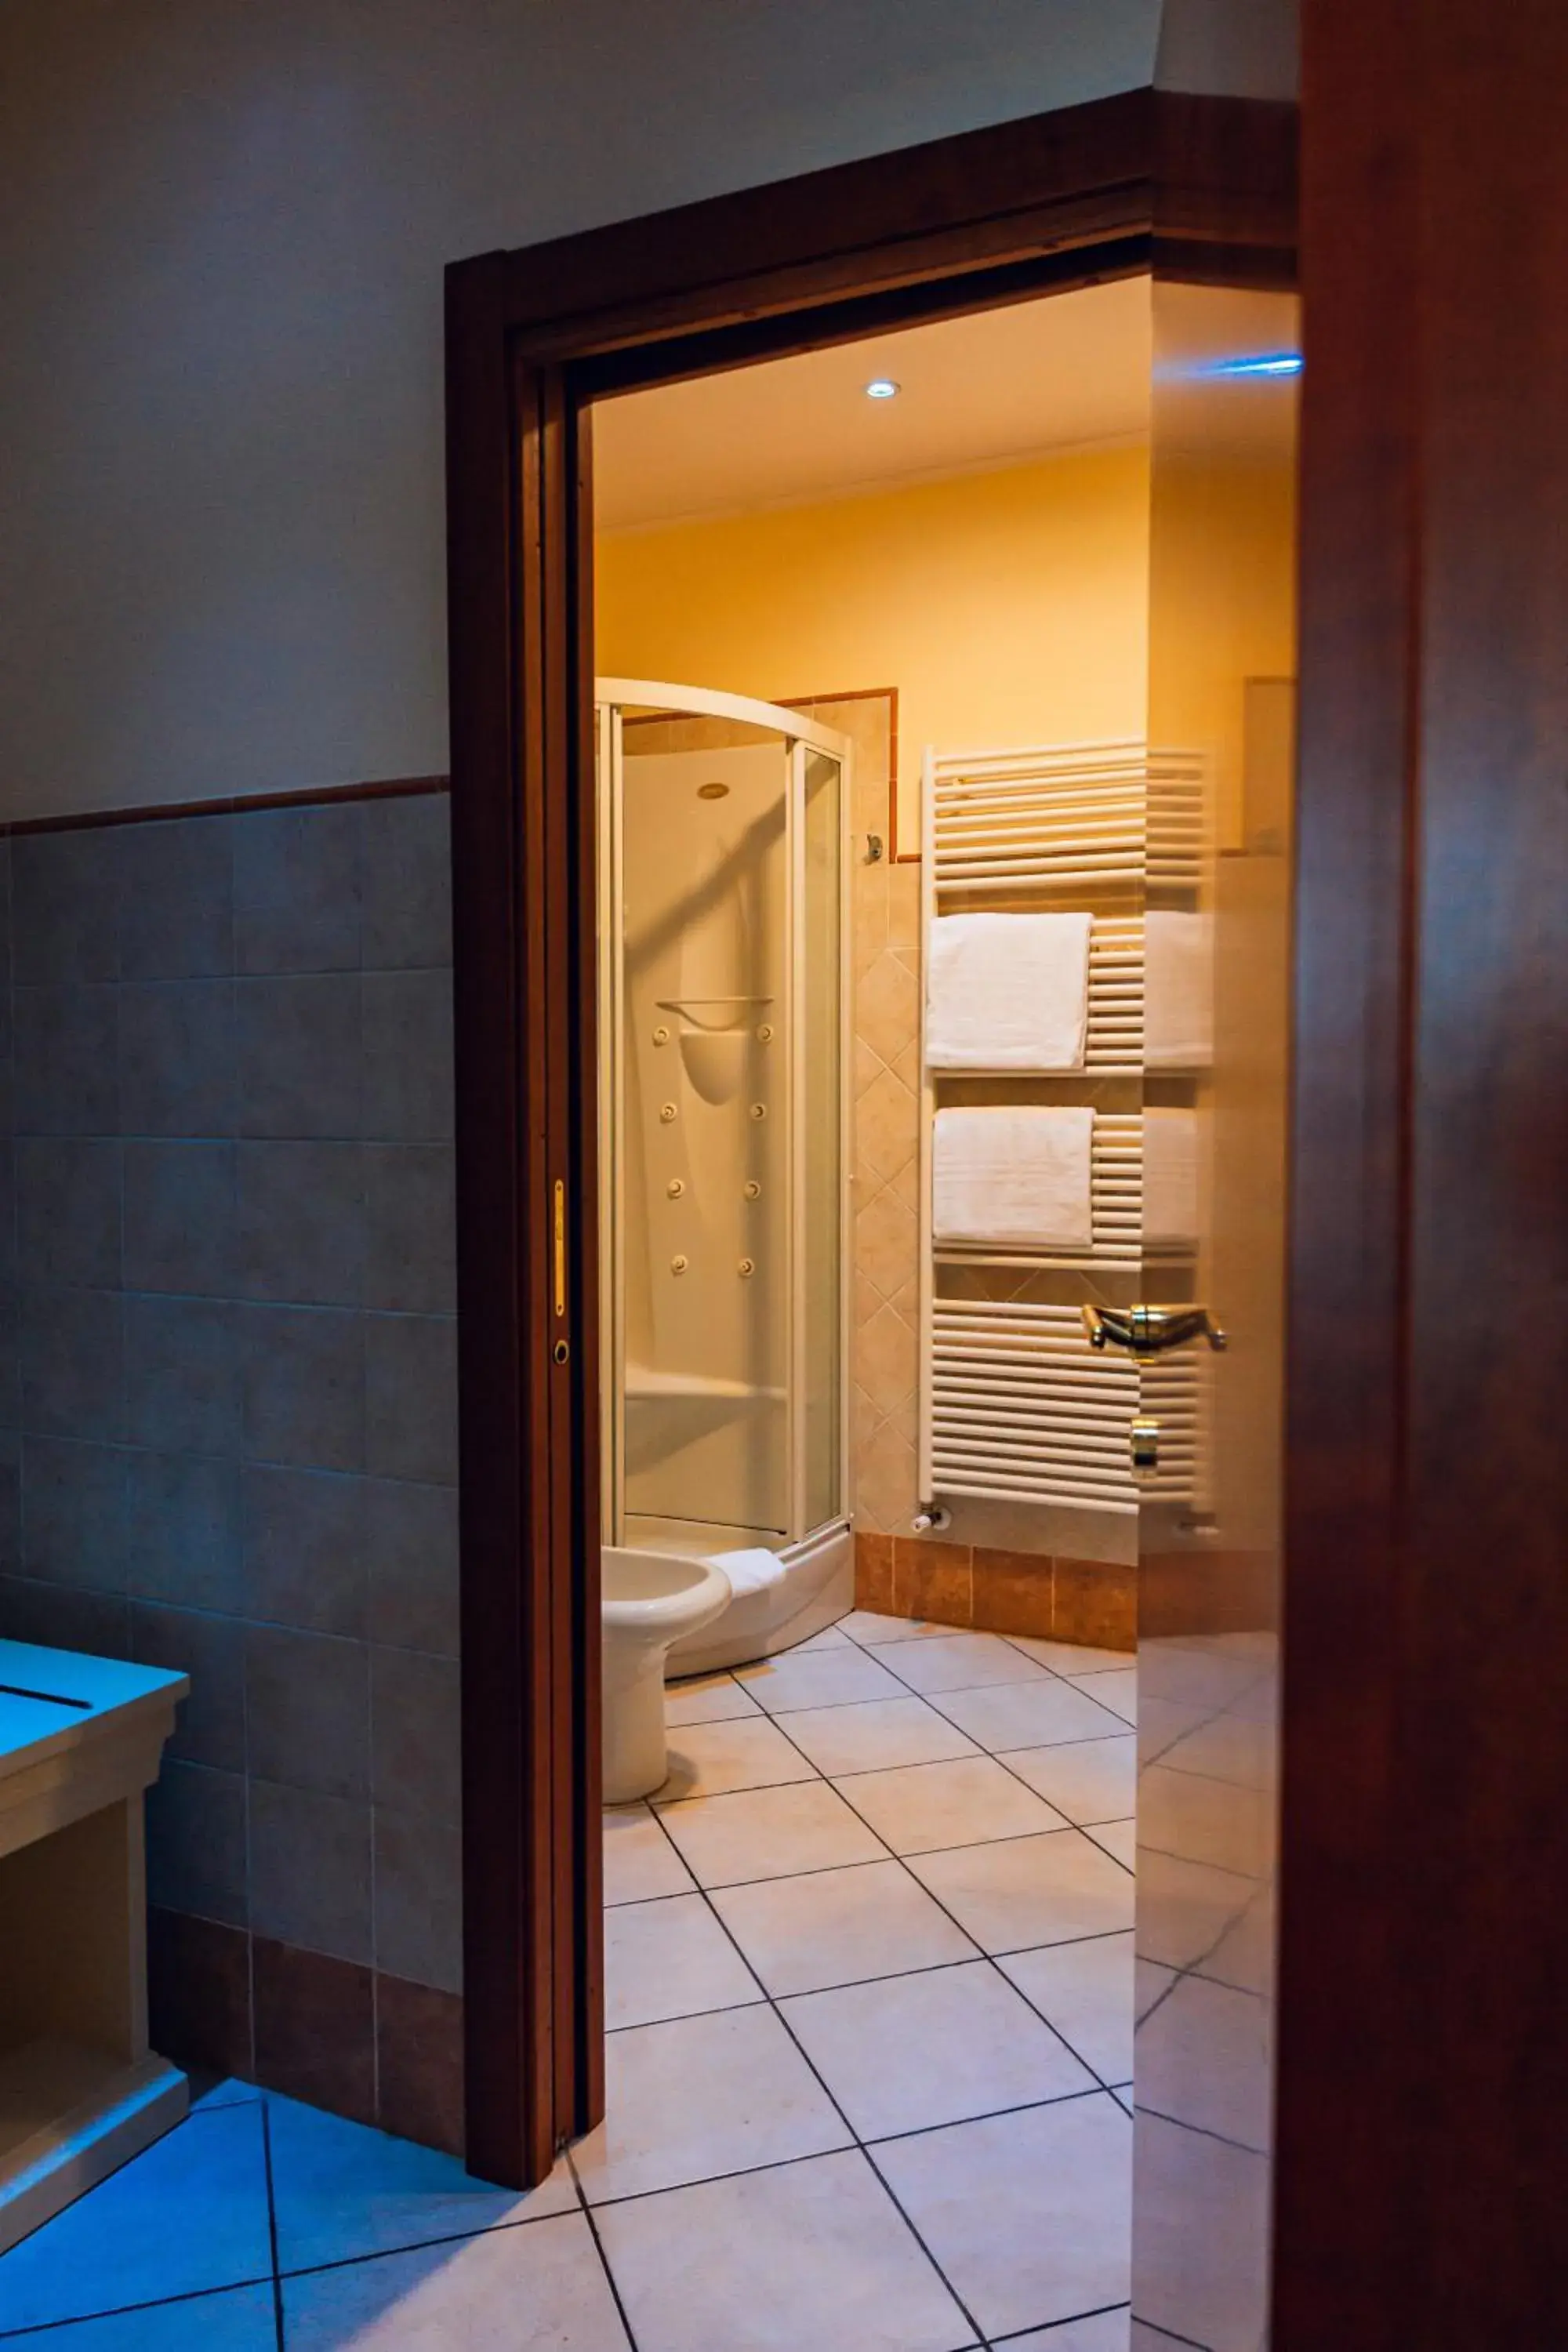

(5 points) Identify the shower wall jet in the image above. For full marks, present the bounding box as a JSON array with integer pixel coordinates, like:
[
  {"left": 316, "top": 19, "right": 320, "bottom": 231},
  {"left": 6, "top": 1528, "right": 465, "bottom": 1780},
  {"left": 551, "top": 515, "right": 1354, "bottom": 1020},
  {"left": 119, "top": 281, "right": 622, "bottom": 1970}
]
[{"left": 596, "top": 684, "right": 853, "bottom": 1670}]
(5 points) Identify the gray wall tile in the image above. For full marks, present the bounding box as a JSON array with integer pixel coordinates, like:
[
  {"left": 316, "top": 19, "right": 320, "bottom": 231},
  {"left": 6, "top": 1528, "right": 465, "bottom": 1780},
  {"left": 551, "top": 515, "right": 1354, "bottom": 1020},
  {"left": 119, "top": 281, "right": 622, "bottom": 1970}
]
[
  {"left": 365, "top": 1314, "right": 456, "bottom": 1486},
  {"left": 365, "top": 1479, "right": 459, "bottom": 1659},
  {"left": 371, "top": 1646, "right": 460, "bottom": 1822},
  {"left": 361, "top": 971, "right": 452, "bottom": 1143},
  {"left": 13, "top": 985, "right": 118, "bottom": 1134},
  {"left": 0, "top": 998, "right": 13, "bottom": 1143},
  {"left": 3, "top": 796, "right": 461, "bottom": 1998},
  {"left": 241, "top": 1304, "right": 364, "bottom": 1472},
  {"left": 241, "top": 1463, "right": 367, "bottom": 1637},
  {"left": 124, "top": 1449, "right": 242, "bottom": 1613},
  {"left": 119, "top": 981, "right": 237, "bottom": 1136},
  {"left": 20, "top": 1434, "right": 129, "bottom": 1589},
  {"left": 18, "top": 1285, "right": 125, "bottom": 1439},
  {"left": 0, "top": 1573, "right": 130, "bottom": 1657},
  {"left": 235, "top": 975, "right": 361, "bottom": 1138},
  {"left": 362, "top": 1146, "right": 454, "bottom": 1313},
  {"left": 245, "top": 1623, "right": 370, "bottom": 1798},
  {"left": 0, "top": 1428, "right": 18, "bottom": 1573},
  {"left": 16, "top": 1138, "right": 122, "bottom": 1287},
  {"left": 131, "top": 1599, "right": 247, "bottom": 1771},
  {"left": 145, "top": 1760, "right": 249, "bottom": 1928},
  {"left": 235, "top": 1141, "right": 365, "bottom": 1305},
  {"left": 249, "top": 1779, "right": 372, "bottom": 1964},
  {"left": 373, "top": 1806, "right": 462, "bottom": 1994},
  {"left": 234, "top": 804, "right": 362, "bottom": 975},
  {"left": 118, "top": 816, "right": 234, "bottom": 981},
  {"left": 13, "top": 832, "right": 120, "bottom": 984},
  {"left": 122, "top": 1141, "right": 236, "bottom": 1295},
  {"left": 124, "top": 1294, "right": 242, "bottom": 1454},
  {"left": 0, "top": 1283, "right": 16, "bottom": 1432},
  {"left": 361, "top": 794, "right": 451, "bottom": 971}
]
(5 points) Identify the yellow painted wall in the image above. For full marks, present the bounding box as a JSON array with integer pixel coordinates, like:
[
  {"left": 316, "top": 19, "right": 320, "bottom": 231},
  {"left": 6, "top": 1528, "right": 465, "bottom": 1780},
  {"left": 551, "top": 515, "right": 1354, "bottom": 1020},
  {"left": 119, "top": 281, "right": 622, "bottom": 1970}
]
[{"left": 597, "top": 441, "right": 1151, "bottom": 848}]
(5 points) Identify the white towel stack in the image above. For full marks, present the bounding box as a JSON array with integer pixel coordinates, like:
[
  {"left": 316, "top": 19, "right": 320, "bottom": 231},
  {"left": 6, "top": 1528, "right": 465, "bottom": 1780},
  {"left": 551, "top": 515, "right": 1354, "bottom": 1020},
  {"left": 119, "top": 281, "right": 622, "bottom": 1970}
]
[
  {"left": 1142, "top": 1109, "right": 1200, "bottom": 1247},
  {"left": 932, "top": 1105, "right": 1095, "bottom": 1250},
  {"left": 926, "top": 911, "right": 1093, "bottom": 1071},
  {"left": 1145, "top": 911, "right": 1213, "bottom": 1069}
]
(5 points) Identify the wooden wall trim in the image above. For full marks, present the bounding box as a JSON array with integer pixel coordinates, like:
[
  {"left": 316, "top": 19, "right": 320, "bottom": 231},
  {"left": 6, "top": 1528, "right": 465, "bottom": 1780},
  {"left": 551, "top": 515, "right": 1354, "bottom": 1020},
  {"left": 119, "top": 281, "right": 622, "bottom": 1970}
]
[{"left": 2, "top": 774, "right": 448, "bottom": 838}]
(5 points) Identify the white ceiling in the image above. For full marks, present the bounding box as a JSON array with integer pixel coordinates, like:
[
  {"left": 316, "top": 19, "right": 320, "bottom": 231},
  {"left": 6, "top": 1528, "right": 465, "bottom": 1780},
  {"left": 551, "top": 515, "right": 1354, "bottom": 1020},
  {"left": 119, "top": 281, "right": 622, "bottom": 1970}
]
[{"left": 593, "top": 277, "right": 1155, "bottom": 532}]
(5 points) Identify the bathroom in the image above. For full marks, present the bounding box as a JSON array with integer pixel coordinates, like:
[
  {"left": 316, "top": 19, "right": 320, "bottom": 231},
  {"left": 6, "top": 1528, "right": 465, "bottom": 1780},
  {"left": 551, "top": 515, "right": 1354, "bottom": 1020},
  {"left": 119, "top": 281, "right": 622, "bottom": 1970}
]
[{"left": 0, "top": 267, "right": 1295, "bottom": 2345}]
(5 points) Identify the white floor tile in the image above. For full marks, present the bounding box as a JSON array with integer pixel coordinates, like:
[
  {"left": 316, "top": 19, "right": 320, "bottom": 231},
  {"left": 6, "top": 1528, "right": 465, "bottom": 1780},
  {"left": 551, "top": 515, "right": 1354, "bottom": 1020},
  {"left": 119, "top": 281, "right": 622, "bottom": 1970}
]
[
  {"left": 785, "top": 1624, "right": 856, "bottom": 1652},
  {"left": 654, "top": 1713, "right": 817, "bottom": 1802},
  {"left": 604, "top": 1802, "right": 695, "bottom": 1905},
  {"left": 267, "top": 2092, "right": 575, "bottom": 2276},
  {"left": 837, "top": 1755, "right": 1066, "bottom": 1855},
  {"left": 908, "top": 1831, "right": 1134, "bottom": 1956},
  {"left": 0, "top": 2102, "right": 271, "bottom": 2332},
  {"left": 593, "top": 2148, "right": 977, "bottom": 2352},
  {"left": 873, "top": 1632, "right": 1048, "bottom": 1696},
  {"left": 713, "top": 1858, "right": 976, "bottom": 1996},
  {"left": 999, "top": 2309, "right": 1131, "bottom": 2350},
  {"left": 1003, "top": 1737, "right": 1137, "bottom": 1826},
  {"left": 735, "top": 1646, "right": 911, "bottom": 1715},
  {"left": 838, "top": 1610, "right": 955, "bottom": 1646},
  {"left": 604, "top": 1890, "right": 762, "bottom": 2027},
  {"left": 1130, "top": 1972, "right": 1272, "bottom": 2151},
  {"left": 781, "top": 1959, "right": 1094, "bottom": 2140},
  {"left": 999, "top": 1933, "right": 1135, "bottom": 2084},
  {"left": 19, "top": 2285, "right": 277, "bottom": 2349},
  {"left": 1004, "top": 1637, "right": 1132, "bottom": 1676},
  {"left": 873, "top": 2095, "right": 1131, "bottom": 2339},
  {"left": 573, "top": 2004, "right": 850, "bottom": 2205},
  {"left": 781, "top": 1695, "right": 981, "bottom": 1778},
  {"left": 657, "top": 1778, "right": 885, "bottom": 1888},
  {"left": 929, "top": 1679, "right": 1131, "bottom": 1755},
  {"left": 665, "top": 1671, "right": 763, "bottom": 1727},
  {"left": 1083, "top": 1819, "right": 1136, "bottom": 1872},
  {"left": 281, "top": 2209, "right": 630, "bottom": 2350},
  {"left": 1069, "top": 1669, "right": 1137, "bottom": 1724}
]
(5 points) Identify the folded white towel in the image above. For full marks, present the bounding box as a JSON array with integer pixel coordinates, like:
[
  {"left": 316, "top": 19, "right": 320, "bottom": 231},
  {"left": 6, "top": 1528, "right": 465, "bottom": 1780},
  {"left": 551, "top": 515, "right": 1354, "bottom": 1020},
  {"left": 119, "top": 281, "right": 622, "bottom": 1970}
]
[
  {"left": 932, "top": 1105, "right": 1095, "bottom": 1249},
  {"left": 1143, "top": 1108, "right": 1200, "bottom": 1246},
  {"left": 926, "top": 911, "right": 1092, "bottom": 1071},
  {"left": 708, "top": 1547, "right": 786, "bottom": 1599},
  {"left": 1145, "top": 911, "right": 1213, "bottom": 1068}
]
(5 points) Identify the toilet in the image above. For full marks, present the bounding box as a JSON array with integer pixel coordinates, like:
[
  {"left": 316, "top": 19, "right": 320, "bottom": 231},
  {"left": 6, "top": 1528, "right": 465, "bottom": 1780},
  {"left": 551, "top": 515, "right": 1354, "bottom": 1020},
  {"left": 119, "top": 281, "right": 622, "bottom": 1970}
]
[{"left": 601, "top": 1548, "right": 733, "bottom": 1802}]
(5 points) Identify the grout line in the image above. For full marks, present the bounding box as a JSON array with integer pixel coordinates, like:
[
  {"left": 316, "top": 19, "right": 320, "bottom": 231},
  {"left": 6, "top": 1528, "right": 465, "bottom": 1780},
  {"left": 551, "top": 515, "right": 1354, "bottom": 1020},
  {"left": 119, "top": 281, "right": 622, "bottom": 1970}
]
[
  {"left": 985, "top": 2303, "right": 1134, "bottom": 2344},
  {"left": 258, "top": 2093, "right": 285, "bottom": 2351},
  {"left": 0, "top": 2278, "right": 278, "bottom": 2342},
  {"left": 566, "top": 2148, "right": 644, "bottom": 2352},
  {"left": 757, "top": 1708, "right": 1135, "bottom": 2100},
  {"left": 634, "top": 1792, "right": 993, "bottom": 2347}
]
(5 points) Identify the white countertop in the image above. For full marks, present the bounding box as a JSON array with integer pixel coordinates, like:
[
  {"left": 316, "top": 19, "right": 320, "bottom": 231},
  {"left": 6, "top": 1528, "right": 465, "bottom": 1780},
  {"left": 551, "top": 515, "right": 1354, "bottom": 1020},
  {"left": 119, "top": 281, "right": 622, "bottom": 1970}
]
[{"left": 0, "top": 1642, "right": 188, "bottom": 1779}]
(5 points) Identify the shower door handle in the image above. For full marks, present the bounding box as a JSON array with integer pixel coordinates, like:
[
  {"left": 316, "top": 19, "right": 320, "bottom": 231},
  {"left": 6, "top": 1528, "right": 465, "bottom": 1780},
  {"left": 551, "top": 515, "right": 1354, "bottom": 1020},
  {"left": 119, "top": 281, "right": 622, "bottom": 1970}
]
[{"left": 1081, "top": 1305, "right": 1227, "bottom": 1361}]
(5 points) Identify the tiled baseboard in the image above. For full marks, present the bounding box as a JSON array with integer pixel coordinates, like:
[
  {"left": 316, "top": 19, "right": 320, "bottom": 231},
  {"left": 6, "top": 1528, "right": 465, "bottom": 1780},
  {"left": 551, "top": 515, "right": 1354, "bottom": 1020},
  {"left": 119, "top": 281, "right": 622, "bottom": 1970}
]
[
  {"left": 147, "top": 1907, "right": 464, "bottom": 2157},
  {"left": 854, "top": 1531, "right": 1135, "bottom": 1651}
]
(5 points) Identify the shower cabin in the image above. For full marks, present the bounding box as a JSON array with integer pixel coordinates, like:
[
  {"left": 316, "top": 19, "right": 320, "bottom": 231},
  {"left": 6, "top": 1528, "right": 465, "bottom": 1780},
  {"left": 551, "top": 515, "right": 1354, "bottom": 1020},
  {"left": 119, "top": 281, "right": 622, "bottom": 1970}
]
[{"left": 596, "top": 682, "right": 854, "bottom": 1670}]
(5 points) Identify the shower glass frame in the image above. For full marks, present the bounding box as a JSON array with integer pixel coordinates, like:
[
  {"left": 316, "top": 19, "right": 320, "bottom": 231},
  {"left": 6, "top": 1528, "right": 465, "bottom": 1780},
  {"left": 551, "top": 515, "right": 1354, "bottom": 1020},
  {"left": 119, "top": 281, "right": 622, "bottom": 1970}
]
[{"left": 595, "top": 679, "right": 853, "bottom": 1555}]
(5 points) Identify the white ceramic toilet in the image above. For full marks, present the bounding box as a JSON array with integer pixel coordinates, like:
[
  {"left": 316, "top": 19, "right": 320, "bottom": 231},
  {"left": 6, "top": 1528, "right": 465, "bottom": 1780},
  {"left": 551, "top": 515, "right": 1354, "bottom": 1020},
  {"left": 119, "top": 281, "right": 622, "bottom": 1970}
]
[{"left": 602, "top": 1548, "right": 733, "bottom": 1802}]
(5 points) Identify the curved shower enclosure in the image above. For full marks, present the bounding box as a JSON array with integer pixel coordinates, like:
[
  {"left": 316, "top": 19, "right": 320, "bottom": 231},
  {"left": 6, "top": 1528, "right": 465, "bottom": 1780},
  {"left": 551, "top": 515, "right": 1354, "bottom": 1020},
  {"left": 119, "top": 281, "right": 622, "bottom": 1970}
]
[{"left": 597, "top": 681, "right": 852, "bottom": 1670}]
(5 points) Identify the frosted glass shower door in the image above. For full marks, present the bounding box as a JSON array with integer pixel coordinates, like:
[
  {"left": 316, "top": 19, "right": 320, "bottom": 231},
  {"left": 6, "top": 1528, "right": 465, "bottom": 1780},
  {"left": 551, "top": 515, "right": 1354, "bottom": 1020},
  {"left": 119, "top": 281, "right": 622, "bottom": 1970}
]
[
  {"left": 616, "top": 715, "right": 793, "bottom": 1539},
  {"left": 793, "top": 744, "right": 847, "bottom": 1536}
]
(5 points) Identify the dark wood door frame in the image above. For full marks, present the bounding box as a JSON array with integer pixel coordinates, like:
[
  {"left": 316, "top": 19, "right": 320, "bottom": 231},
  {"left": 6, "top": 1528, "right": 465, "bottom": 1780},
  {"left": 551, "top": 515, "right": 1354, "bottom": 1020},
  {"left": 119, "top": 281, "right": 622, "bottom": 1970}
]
[{"left": 444, "top": 82, "right": 1295, "bottom": 2189}]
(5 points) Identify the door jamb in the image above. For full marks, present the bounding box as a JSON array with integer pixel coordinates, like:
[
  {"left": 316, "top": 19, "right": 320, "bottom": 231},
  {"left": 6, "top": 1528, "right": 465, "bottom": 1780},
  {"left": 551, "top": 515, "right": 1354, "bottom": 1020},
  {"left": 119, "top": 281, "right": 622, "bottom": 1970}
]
[{"left": 443, "top": 81, "right": 1296, "bottom": 2189}]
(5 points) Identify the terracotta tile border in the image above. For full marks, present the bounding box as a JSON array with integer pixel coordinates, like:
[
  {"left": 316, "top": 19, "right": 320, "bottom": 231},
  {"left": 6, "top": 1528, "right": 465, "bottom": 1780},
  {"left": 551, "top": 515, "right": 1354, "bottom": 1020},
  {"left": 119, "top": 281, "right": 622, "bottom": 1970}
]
[{"left": 854, "top": 1529, "right": 1134, "bottom": 1651}]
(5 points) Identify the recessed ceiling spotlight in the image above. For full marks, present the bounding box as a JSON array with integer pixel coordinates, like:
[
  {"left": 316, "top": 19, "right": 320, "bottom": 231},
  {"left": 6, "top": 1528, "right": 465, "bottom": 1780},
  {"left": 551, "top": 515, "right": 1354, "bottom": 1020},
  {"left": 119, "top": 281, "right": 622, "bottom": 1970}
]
[{"left": 864, "top": 377, "right": 901, "bottom": 400}]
